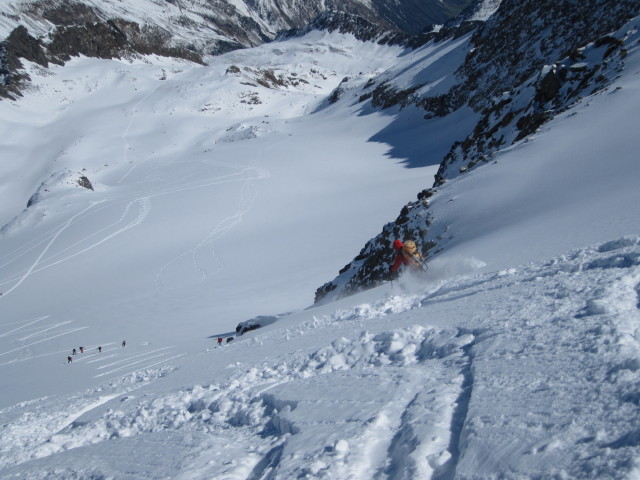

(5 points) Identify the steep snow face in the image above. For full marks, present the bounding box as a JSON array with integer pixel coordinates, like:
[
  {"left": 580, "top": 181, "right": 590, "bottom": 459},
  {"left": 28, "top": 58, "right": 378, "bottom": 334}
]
[
  {"left": 316, "top": 4, "right": 640, "bottom": 301},
  {"left": 431, "top": 14, "right": 640, "bottom": 270}
]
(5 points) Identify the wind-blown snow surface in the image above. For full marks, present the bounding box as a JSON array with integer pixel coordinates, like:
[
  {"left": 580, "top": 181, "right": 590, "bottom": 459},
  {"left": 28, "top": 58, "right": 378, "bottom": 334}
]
[{"left": 1, "top": 27, "right": 640, "bottom": 480}]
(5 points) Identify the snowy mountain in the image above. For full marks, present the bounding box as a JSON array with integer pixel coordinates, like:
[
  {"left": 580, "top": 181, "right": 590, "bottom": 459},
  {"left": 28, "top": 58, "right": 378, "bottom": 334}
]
[
  {"left": 316, "top": 0, "right": 640, "bottom": 301},
  {"left": 0, "top": 0, "right": 640, "bottom": 478},
  {"left": 0, "top": 0, "right": 476, "bottom": 98}
]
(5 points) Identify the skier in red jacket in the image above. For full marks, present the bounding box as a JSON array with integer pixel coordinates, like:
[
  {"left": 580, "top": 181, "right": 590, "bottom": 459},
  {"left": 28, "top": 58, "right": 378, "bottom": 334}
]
[{"left": 390, "top": 239, "right": 425, "bottom": 275}]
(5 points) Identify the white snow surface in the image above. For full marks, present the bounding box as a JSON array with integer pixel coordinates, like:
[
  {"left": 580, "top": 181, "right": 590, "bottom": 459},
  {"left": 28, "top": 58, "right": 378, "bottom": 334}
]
[
  {"left": 0, "top": 26, "right": 639, "bottom": 479},
  {"left": 466, "top": 0, "right": 502, "bottom": 22}
]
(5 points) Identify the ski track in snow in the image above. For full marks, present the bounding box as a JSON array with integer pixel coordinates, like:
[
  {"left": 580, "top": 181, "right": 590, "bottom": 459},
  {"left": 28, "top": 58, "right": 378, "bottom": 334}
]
[
  {"left": 1, "top": 69, "right": 278, "bottom": 297},
  {"left": 0, "top": 326, "right": 89, "bottom": 361},
  {"left": 155, "top": 150, "right": 273, "bottom": 292},
  {"left": 0, "top": 201, "right": 105, "bottom": 296},
  {"left": 0, "top": 313, "right": 180, "bottom": 376},
  {"left": 0, "top": 315, "right": 50, "bottom": 338},
  {"left": 154, "top": 164, "right": 266, "bottom": 291},
  {"left": 0, "top": 141, "right": 275, "bottom": 296},
  {"left": 0, "top": 196, "right": 151, "bottom": 294},
  {"left": 0, "top": 312, "right": 179, "bottom": 389},
  {"left": 117, "top": 79, "right": 164, "bottom": 184}
]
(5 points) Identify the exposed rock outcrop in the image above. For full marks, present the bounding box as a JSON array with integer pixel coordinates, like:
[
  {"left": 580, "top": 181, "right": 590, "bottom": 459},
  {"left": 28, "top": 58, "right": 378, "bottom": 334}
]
[
  {"left": 315, "top": 189, "right": 437, "bottom": 303},
  {"left": 0, "top": 18, "right": 203, "bottom": 99},
  {"left": 0, "top": 26, "right": 48, "bottom": 99},
  {"left": 435, "top": 30, "right": 631, "bottom": 184}
]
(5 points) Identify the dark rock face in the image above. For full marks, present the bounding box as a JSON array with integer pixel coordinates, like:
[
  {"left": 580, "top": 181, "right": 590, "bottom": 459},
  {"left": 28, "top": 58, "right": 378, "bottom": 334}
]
[
  {"left": 34, "top": 0, "right": 101, "bottom": 26},
  {"left": 0, "top": 26, "right": 48, "bottom": 99},
  {"left": 45, "top": 20, "right": 202, "bottom": 64},
  {"left": 0, "top": 18, "right": 203, "bottom": 99},
  {"left": 26, "top": 192, "right": 41, "bottom": 208},
  {"left": 77, "top": 176, "right": 94, "bottom": 191},
  {"left": 459, "top": 0, "right": 640, "bottom": 112},
  {"left": 5, "top": 25, "right": 48, "bottom": 67},
  {"left": 435, "top": 26, "right": 632, "bottom": 184},
  {"left": 46, "top": 21, "right": 131, "bottom": 63}
]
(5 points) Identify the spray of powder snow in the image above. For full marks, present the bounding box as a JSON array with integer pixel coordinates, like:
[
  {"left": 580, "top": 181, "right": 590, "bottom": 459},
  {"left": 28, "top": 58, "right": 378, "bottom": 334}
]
[{"left": 392, "top": 256, "right": 487, "bottom": 295}]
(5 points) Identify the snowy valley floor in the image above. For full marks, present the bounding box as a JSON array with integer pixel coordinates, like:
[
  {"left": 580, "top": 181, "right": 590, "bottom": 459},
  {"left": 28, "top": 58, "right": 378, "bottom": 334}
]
[
  {"left": 1, "top": 23, "right": 640, "bottom": 479},
  {"left": 1, "top": 235, "right": 639, "bottom": 479}
]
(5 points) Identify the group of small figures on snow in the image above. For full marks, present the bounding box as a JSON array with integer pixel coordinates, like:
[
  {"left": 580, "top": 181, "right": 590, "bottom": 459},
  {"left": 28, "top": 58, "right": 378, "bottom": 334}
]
[{"left": 66, "top": 340, "right": 126, "bottom": 363}]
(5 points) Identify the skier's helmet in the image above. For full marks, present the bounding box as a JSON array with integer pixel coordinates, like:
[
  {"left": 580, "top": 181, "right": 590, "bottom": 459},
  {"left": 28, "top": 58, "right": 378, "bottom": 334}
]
[{"left": 403, "top": 240, "right": 417, "bottom": 253}]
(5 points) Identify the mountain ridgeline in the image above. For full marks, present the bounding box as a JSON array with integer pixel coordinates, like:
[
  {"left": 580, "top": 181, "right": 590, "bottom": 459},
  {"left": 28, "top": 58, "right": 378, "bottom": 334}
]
[
  {"left": 0, "top": 0, "right": 474, "bottom": 99},
  {"left": 314, "top": 0, "right": 640, "bottom": 303}
]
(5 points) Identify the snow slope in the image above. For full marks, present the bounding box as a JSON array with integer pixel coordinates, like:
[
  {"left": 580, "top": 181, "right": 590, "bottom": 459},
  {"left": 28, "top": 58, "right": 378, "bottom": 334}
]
[
  {"left": 0, "top": 31, "right": 440, "bottom": 406},
  {"left": 0, "top": 21, "right": 640, "bottom": 480},
  {"left": 1, "top": 238, "right": 639, "bottom": 479}
]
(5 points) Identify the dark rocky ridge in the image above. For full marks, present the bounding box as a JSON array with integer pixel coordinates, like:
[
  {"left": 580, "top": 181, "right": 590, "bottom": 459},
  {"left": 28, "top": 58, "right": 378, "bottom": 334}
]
[
  {"left": 0, "top": 25, "right": 47, "bottom": 98},
  {"left": 0, "top": 17, "right": 203, "bottom": 99},
  {"left": 430, "top": 0, "right": 640, "bottom": 181},
  {"left": 435, "top": 34, "right": 629, "bottom": 185},
  {"left": 359, "top": 0, "right": 640, "bottom": 122}
]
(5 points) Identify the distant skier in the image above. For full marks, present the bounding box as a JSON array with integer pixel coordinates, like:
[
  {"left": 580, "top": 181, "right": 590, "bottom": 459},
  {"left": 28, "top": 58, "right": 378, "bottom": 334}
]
[
  {"left": 98, "top": 346, "right": 102, "bottom": 353},
  {"left": 122, "top": 340, "right": 126, "bottom": 348},
  {"left": 72, "top": 348, "right": 77, "bottom": 355},
  {"left": 79, "top": 346, "right": 84, "bottom": 354},
  {"left": 67, "top": 356, "right": 72, "bottom": 363},
  {"left": 390, "top": 239, "right": 426, "bottom": 276},
  {"left": 217, "top": 337, "right": 223, "bottom": 346}
]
